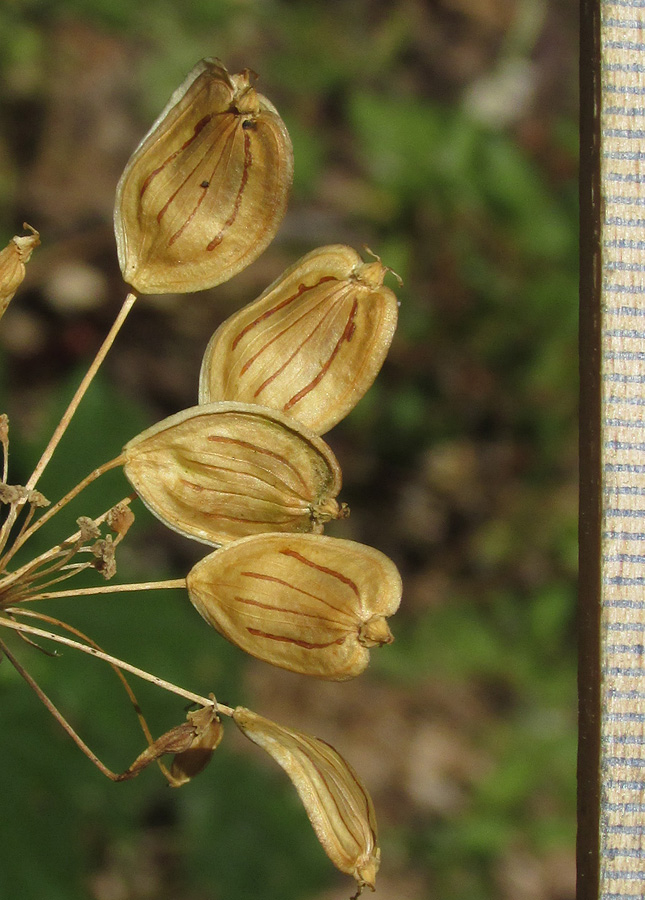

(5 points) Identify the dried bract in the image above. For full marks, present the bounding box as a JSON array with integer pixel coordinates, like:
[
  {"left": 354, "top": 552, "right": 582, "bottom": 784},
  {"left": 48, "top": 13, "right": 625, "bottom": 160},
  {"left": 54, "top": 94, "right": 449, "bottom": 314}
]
[
  {"left": 0, "top": 224, "right": 40, "bottom": 318},
  {"left": 199, "top": 245, "right": 399, "bottom": 433},
  {"left": 233, "top": 707, "right": 380, "bottom": 894},
  {"left": 187, "top": 533, "right": 401, "bottom": 679},
  {"left": 114, "top": 59, "right": 293, "bottom": 294},
  {"left": 122, "top": 402, "right": 344, "bottom": 546}
]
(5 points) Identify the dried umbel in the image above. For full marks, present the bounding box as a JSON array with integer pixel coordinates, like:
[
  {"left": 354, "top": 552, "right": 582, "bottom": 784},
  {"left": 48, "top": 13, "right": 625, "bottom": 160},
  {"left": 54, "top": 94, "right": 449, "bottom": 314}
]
[
  {"left": 187, "top": 532, "right": 401, "bottom": 679},
  {"left": 199, "top": 245, "right": 399, "bottom": 434},
  {"left": 122, "top": 402, "right": 345, "bottom": 546},
  {"left": 0, "top": 224, "right": 40, "bottom": 318},
  {"left": 114, "top": 59, "right": 293, "bottom": 294},
  {"left": 234, "top": 707, "right": 380, "bottom": 895}
]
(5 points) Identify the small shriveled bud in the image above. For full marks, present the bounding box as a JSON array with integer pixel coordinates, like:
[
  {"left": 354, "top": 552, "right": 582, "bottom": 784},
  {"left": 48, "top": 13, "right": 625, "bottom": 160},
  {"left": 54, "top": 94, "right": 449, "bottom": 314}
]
[
  {"left": 199, "top": 245, "right": 399, "bottom": 434},
  {"left": 77, "top": 516, "right": 101, "bottom": 542},
  {"left": 187, "top": 533, "right": 401, "bottom": 679},
  {"left": 106, "top": 501, "right": 135, "bottom": 540},
  {"left": 122, "top": 402, "right": 344, "bottom": 547},
  {"left": 169, "top": 704, "right": 223, "bottom": 787},
  {"left": 0, "top": 224, "right": 40, "bottom": 317},
  {"left": 114, "top": 703, "right": 222, "bottom": 785},
  {"left": 233, "top": 707, "right": 380, "bottom": 894},
  {"left": 114, "top": 59, "right": 293, "bottom": 294}
]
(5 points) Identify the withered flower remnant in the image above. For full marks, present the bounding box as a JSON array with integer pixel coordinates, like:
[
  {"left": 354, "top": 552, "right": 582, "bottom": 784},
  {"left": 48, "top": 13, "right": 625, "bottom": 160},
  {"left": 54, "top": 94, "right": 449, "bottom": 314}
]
[
  {"left": 0, "top": 224, "right": 40, "bottom": 318},
  {"left": 114, "top": 59, "right": 293, "bottom": 294},
  {"left": 233, "top": 707, "right": 380, "bottom": 894},
  {"left": 122, "top": 402, "right": 345, "bottom": 546},
  {"left": 199, "top": 245, "right": 399, "bottom": 434},
  {"left": 187, "top": 532, "right": 401, "bottom": 680},
  {"left": 169, "top": 704, "right": 223, "bottom": 787}
]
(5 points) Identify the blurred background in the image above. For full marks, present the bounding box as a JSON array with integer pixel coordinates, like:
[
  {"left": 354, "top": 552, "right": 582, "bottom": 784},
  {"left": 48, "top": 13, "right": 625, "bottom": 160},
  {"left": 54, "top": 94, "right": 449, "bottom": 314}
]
[{"left": 0, "top": 1, "right": 578, "bottom": 899}]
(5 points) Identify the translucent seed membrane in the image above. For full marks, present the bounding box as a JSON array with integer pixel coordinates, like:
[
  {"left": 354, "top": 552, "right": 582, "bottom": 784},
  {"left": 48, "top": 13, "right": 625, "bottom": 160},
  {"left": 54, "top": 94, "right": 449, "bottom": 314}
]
[
  {"left": 199, "top": 245, "right": 399, "bottom": 434},
  {"left": 187, "top": 533, "right": 401, "bottom": 679},
  {"left": 114, "top": 59, "right": 293, "bottom": 294},
  {"left": 122, "top": 402, "right": 343, "bottom": 547},
  {"left": 233, "top": 707, "right": 380, "bottom": 893}
]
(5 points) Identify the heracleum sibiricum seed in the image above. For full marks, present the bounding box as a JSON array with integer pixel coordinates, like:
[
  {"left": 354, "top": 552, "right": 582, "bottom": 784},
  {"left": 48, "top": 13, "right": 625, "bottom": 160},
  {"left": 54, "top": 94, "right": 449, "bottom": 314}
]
[
  {"left": 0, "top": 224, "right": 40, "bottom": 318},
  {"left": 122, "top": 402, "right": 345, "bottom": 546},
  {"left": 114, "top": 59, "right": 293, "bottom": 294},
  {"left": 187, "top": 532, "right": 402, "bottom": 679},
  {"left": 233, "top": 707, "right": 380, "bottom": 894},
  {"left": 199, "top": 244, "right": 399, "bottom": 434}
]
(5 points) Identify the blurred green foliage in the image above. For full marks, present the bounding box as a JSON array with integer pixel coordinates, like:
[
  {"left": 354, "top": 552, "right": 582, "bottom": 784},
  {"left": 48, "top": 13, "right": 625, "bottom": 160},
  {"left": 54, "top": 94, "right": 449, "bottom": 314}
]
[{"left": 0, "top": 1, "right": 578, "bottom": 898}]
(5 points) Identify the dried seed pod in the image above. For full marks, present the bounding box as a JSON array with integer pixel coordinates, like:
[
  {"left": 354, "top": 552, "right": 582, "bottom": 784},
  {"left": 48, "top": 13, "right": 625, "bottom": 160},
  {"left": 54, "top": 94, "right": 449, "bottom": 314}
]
[
  {"left": 0, "top": 224, "right": 40, "bottom": 318},
  {"left": 122, "top": 402, "right": 344, "bottom": 546},
  {"left": 199, "top": 245, "right": 399, "bottom": 434},
  {"left": 233, "top": 706, "right": 380, "bottom": 894},
  {"left": 169, "top": 704, "right": 224, "bottom": 787},
  {"left": 114, "top": 703, "right": 222, "bottom": 785},
  {"left": 114, "top": 59, "right": 293, "bottom": 294},
  {"left": 187, "top": 533, "right": 401, "bottom": 679}
]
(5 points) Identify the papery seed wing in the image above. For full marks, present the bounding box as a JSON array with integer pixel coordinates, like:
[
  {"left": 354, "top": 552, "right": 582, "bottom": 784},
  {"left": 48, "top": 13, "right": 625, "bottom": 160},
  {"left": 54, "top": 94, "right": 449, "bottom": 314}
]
[
  {"left": 122, "top": 402, "right": 343, "bottom": 546},
  {"left": 114, "top": 59, "right": 293, "bottom": 294},
  {"left": 199, "top": 245, "right": 398, "bottom": 434},
  {"left": 187, "top": 533, "right": 402, "bottom": 679},
  {"left": 233, "top": 707, "right": 380, "bottom": 892},
  {"left": 0, "top": 225, "right": 40, "bottom": 318}
]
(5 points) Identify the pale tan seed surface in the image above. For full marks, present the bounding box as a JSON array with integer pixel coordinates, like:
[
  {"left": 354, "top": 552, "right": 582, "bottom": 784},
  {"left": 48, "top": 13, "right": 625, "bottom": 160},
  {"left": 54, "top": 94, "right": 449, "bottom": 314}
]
[
  {"left": 114, "top": 59, "right": 293, "bottom": 294},
  {"left": 233, "top": 706, "right": 380, "bottom": 890},
  {"left": 187, "top": 532, "right": 402, "bottom": 679},
  {"left": 123, "top": 402, "right": 342, "bottom": 546},
  {"left": 199, "top": 245, "right": 398, "bottom": 433}
]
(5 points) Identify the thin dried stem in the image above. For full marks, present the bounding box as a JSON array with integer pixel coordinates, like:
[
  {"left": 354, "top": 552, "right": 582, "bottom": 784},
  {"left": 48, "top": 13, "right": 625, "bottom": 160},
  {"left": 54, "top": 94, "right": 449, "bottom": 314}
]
[
  {"left": 27, "top": 291, "right": 137, "bottom": 492},
  {"left": 0, "top": 613, "right": 234, "bottom": 716},
  {"left": 0, "top": 497, "right": 132, "bottom": 595},
  {"left": 0, "top": 637, "right": 124, "bottom": 780},
  {"left": 1, "top": 455, "right": 124, "bottom": 568},
  {"left": 0, "top": 291, "right": 137, "bottom": 554},
  {"left": 24, "top": 579, "right": 187, "bottom": 601}
]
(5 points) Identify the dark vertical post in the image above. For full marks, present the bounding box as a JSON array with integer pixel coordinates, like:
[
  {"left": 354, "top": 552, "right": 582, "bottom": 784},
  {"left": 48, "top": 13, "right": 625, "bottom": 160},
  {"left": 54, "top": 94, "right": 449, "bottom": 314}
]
[{"left": 578, "top": 1, "right": 601, "bottom": 897}]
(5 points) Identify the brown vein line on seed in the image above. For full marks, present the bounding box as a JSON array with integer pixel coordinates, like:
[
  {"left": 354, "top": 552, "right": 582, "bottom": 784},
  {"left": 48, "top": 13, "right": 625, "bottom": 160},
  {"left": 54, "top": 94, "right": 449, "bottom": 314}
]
[
  {"left": 233, "top": 592, "right": 349, "bottom": 626},
  {"left": 240, "top": 571, "right": 354, "bottom": 617},
  {"left": 205, "top": 435, "right": 311, "bottom": 491},
  {"left": 297, "top": 739, "right": 365, "bottom": 844},
  {"left": 284, "top": 298, "right": 359, "bottom": 411},
  {"left": 250, "top": 294, "right": 345, "bottom": 395},
  {"left": 231, "top": 276, "right": 338, "bottom": 350},
  {"left": 245, "top": 628, "right": 345, "bottom": 650},
  {"left": 139, "top": 111, "right": 214, "bottom": 198},
  {"left": 156, "top": 125, "right": 223, "bottom": 225},
  {"left": 176, "top": 477, "right": 303, "bottom": 510},
  {"left": 167, "top": 120, "right": 238, "bottom": 244},
  {"left": 316, "top": 737, "right": 377, "bottom": 843},
  {"left": 231, "top": 594, "right": 350, "bottom": 628},
  {"left": 312, "top": 743, "right": 372, "bottom": 843},
  {"left": 157, "top": 118, "right": 231, "bottom": 223},
  {"left": 280, "top": 549, "right": 361, "bottom": 598},
  {"left": 238, "top": 290, "right": 334, "bottom": 377},
  {"left": 207, "top": 129, "right": 252, "bottom": 251},
  {"left": 176, "top": 453, "right": 312, "bottom": 504}
]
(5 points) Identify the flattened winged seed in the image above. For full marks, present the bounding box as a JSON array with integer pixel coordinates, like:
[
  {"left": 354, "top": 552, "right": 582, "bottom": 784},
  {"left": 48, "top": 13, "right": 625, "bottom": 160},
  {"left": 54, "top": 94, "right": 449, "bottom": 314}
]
[
  {"left": 114, "top": 59, "right": 293, "bottom": 293},
  {"left": 234, "top": 706, "right": 380, "bottom": 893},
  {"left": 122, "top": 402, "right": 344, "bottom": 546},
  {"left": 186, "top": 532, "right": 402, "bottom": 678},
  {"left": 199, "top": 245, "right": 399, "bottom": 433}
]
